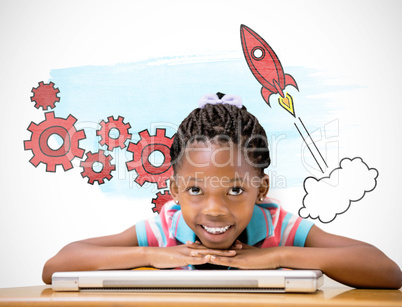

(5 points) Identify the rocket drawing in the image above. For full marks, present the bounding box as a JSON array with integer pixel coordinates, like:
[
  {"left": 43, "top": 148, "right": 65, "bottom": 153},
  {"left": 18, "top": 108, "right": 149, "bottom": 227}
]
[{"left": 240, "top": 24, "right": 298, "bottom": 117}]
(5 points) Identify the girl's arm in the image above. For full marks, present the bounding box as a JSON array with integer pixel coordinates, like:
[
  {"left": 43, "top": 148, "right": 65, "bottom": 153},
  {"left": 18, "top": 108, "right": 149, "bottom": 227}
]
[
  {"left": 196, "top": 225, "right": 402, "bottom": 288},
  {"left": 284, "top": 225, "right": 402, "bottom": 288},
  {"left": 42, "top": 225, "right": 145, "bottom": 284},
  {"left": 42, "top": 225, "right": 230, "bottom": 284}
]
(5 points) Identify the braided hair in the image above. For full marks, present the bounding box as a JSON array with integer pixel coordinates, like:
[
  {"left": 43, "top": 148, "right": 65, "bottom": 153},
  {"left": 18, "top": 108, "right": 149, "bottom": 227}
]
[{"left": 170, "top": 99, "right": 271, "bottom": 176}]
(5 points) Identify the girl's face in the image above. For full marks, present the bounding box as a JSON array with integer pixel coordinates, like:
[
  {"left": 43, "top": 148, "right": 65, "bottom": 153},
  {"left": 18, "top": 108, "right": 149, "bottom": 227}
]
[{"left": 170, "top": 142, "right": 269, "bottom": 250}]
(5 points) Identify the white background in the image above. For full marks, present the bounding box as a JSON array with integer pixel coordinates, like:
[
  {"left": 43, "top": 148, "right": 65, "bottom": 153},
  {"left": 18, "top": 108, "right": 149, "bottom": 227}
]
[{"left": 1, "top": 0, "right": 401, "bottom": 288}]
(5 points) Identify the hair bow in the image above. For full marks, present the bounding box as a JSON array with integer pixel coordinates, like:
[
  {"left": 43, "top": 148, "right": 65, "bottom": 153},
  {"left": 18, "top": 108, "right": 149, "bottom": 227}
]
[{"left": 198, "top": 93, "right": 243, "bottom": 109}]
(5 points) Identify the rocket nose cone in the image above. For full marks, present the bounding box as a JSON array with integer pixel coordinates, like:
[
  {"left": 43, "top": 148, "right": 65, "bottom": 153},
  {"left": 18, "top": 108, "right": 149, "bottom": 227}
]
[{"left": 240, "top": 24, "right": 250, "bottom": 32}]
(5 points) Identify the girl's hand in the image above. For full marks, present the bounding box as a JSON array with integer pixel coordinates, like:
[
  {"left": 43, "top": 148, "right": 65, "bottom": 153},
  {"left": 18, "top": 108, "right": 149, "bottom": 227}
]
[
  {"left": 185, "top": 240, "right": 241, "bottom": 253},
  {"left": 146, "top": 243, "right": 236, "bottom": 269},
  {"left": 189, "top": 240, "right": 281, "bottom": 270},
  {"left": 210, "top": 241, "right": 280, "bottom": 269}
]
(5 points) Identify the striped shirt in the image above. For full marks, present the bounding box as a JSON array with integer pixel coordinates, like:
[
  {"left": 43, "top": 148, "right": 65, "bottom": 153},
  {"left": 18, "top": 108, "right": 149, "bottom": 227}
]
[{"left": 136, "top": 198, "right": 314, "bottom": 249}]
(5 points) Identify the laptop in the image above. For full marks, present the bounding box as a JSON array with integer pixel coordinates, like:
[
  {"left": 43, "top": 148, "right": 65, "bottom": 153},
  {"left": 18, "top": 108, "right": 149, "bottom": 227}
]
[{"left": 52, "top": 269, "right": 323, "bottom": 293}]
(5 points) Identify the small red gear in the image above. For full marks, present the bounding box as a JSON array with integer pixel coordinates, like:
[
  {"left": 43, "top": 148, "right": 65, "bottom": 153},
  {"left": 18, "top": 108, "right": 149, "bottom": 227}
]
[
  {"left": 31, "top": 81, "right": 60, "bottom": 110},
  {"left": 126, "top": 129, "right": 173, "bottom": 189},
  {"left": 151, "top": 190, "right": 173, "bottom": 214},
  {"left": 80, "top": 150, "right": 115, "bottom": 184},
  {"left": 97, "top": 115, "right": 132, "bottom": 150},
  {"left": 24, "top": 112, "right": 86, "bottom": 172}
]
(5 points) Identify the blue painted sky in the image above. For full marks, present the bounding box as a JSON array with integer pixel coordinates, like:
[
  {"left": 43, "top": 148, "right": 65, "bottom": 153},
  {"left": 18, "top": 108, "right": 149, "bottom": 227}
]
[{"left": 48, "top": 54, "right": 350, "bottom": 200}]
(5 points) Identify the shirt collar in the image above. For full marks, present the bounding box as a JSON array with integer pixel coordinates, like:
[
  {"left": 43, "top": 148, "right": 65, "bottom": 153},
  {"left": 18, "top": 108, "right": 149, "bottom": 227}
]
[{"left": 171, "top": 204, "right": 271, "bottom": 246}]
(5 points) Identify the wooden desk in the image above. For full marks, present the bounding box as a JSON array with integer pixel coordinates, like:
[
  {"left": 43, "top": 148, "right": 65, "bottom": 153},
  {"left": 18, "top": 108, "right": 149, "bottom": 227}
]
[{"left": 0, "top": 286, "right": 401, "bottom": 306}]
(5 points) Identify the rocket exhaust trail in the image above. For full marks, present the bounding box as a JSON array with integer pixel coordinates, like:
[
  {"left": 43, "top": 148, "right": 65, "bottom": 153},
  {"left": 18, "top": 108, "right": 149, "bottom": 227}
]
[
  {"left": 298, "top": 117, "right": 328, "bottom": 168},
  {"left": 294, "top": 117, "right": 328, "bottom": 173}
]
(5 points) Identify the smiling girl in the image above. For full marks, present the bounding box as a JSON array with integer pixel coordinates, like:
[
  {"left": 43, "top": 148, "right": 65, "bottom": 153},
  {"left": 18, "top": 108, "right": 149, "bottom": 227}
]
[{"left": 42, "top": 93, "right": 402, "bottom": 289}]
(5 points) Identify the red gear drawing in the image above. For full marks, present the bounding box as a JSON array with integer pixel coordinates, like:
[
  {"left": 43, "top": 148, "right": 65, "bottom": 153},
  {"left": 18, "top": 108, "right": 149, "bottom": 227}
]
[
  {"left": 24, "top": 112, "right": 86, "bottom": 172},
  {"left": 80, "top": 150, "right": 115, "bottom": 184},
  {"left": 126, "top": 129, "right": 173, "bottom": 189},
  {"left": 151, "top": 190, "right": 173, "bottom": 214},
  {"left": 97, "top": 115, "right": 132, "bottom": 150},
  {"left": 31, "top": 81, "right": 60, "bottom": 110}
]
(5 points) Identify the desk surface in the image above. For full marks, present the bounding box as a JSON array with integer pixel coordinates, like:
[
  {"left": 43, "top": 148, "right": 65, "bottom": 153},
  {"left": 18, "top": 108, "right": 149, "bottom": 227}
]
[{"left": 0, "top": 286, "right": 401, "bottom": 306}]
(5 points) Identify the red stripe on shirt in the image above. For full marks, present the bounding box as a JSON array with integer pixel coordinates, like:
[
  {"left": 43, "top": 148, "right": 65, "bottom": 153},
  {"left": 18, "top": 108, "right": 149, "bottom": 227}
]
[
  {"left": 145, "top": 221, "right": 158, "bottom": 247},
  {"left": 285, "top": 217, "right": 302, "bottom": 246}
]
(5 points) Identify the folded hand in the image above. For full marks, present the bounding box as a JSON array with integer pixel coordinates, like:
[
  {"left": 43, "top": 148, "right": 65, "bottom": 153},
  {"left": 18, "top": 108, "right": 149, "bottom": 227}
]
[{"left": 187, "top": 240, "right": 280, "bottom": 270}]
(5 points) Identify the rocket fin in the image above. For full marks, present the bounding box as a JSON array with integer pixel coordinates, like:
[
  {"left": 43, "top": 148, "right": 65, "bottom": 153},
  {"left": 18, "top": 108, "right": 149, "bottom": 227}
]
[
  {"left": 284, "top": 74, "right": 299, "bottom": 91},
  {"left": 261, "top": 87, "right": 274, "bottom": 107}
]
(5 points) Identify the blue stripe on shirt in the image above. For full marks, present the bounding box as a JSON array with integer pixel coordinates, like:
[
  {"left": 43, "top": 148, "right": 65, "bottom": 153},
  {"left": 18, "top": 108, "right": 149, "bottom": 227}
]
[
  {"left": 135, "top": 220, "right": 149, "bottom": 247},
  {"left": 293, "top": 219, "right": 314, "bottom": 247},
  {"left": 154, "top": 215, "right": 167, "bottom": 246},
  {"left": 266, "top": 208, "right": 274, "bottom": 237}
]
